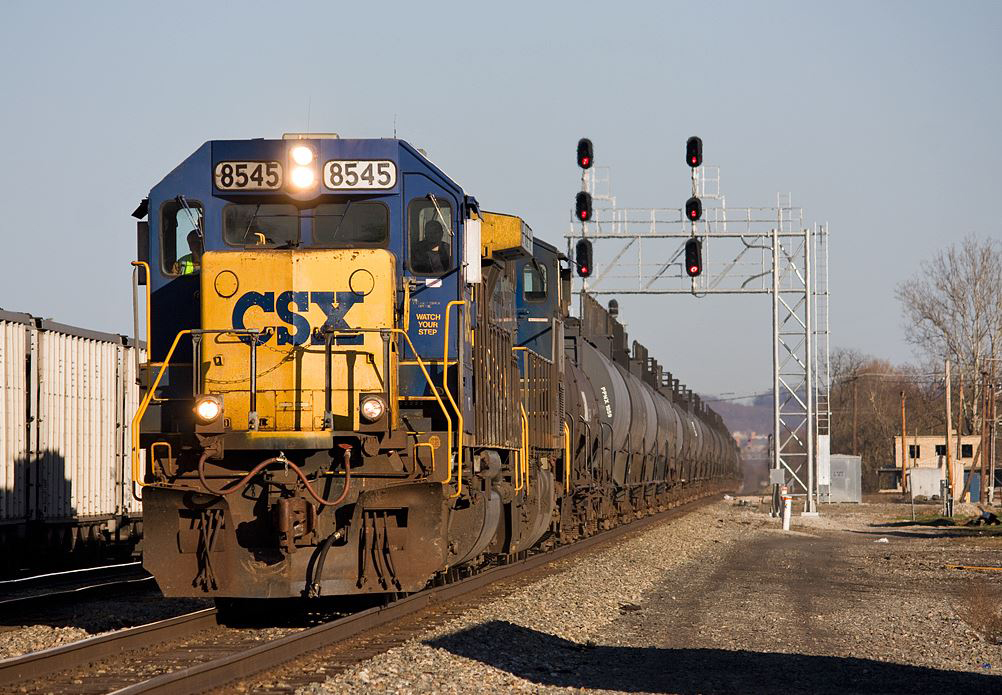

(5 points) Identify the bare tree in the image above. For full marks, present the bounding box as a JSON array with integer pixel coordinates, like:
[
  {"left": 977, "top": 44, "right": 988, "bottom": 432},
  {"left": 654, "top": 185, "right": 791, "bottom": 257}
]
[{"left": 897, "top": 235, "right": 1002, "bottom": 430}]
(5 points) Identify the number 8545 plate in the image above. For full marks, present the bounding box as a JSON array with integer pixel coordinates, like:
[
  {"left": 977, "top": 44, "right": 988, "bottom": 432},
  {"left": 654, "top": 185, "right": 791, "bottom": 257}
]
[{"left": 323, "top": 160, "right": 397, "bottom": 190}]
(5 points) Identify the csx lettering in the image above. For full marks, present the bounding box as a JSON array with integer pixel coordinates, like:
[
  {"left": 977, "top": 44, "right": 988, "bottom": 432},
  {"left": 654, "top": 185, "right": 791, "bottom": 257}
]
[
  {"left": 415, "top": 312, "right": 440, "bottom": 336},
  {"left": 232, "top": 290, "right": 364, "bottom": 345}
]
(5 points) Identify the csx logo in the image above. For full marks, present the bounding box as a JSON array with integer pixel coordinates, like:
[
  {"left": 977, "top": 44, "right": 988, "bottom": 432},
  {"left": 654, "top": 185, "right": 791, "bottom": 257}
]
[{"left": 232, "top": 291, "right": 364, "bottom": 345}]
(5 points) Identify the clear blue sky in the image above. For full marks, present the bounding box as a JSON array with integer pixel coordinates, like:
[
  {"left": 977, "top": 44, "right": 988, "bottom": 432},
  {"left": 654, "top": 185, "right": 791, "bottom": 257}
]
[{"left": 1, "top": 1, "right": 999, "bottom": 394}]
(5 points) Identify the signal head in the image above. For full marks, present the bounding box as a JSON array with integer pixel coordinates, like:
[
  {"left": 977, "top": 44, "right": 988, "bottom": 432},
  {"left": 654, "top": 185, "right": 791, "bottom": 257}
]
[
  {"left": 577, "top": 138, "right": 594, "bottom": 169},
  {"left": 684, "top": 238, "right": 703, "bottom": 277},
  {"left": 575, "top": 238, "right": 593, "bottom": 278},
  {"left": 685, "top": 196, "right": 702, "bottom": 221},
  {"left": 575, "top": 191, "right": 593, "bottom": 222},
  {"left": 686, "top": 136, "right": 703, "bottom": 168}
]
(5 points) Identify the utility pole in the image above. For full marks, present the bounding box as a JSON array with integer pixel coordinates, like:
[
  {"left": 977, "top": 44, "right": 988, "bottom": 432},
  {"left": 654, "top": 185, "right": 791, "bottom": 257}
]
[
  {"left": 981, "top": 372, "right": 990, "bottom": 505},
  {"left": 945, "top": 359, "right": 953, "bottom": 502},
  {"left": 958, "top": 372, "right": 965, "bottom": 438},
  {"left": 900, "top": 391, "right": 908, "bottom": 494},
  {"left": 852, "top": 378, "right": 858, "bottom": 456}
]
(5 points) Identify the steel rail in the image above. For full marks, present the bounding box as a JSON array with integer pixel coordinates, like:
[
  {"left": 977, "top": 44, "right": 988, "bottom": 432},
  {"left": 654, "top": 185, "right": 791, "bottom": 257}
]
[
  {"left": 0, "top": 563, "right": 153, "bottom": 613},
  {"left": 112, "top": 488, "right": 727, "bottom": 695},
  {"left": 0, "top": 487, "right": 727, "bottom": 693},
  {"left": 0, "top": 609, "right": 218, "bottom": 687}
]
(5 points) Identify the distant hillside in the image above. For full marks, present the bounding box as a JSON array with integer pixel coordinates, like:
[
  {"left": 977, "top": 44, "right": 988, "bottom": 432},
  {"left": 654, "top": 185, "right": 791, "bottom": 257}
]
[{"left": 702, "top": 393, "right": 772, "bottom": 436}]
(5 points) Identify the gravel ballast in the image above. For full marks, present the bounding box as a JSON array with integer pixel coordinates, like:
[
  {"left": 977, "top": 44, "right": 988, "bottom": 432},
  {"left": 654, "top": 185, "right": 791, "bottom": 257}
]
[
  {"left": 297, "top": 498, "right": 1002, "bottom": 694},
  {"left": 0, "top": 595, "right": 210, "bottom": 661}
]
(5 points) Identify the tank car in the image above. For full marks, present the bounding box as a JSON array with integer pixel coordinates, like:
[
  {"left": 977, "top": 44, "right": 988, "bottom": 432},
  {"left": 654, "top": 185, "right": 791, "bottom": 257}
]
[{"left": 129, "top": 135, "right": 738, "bottom": 600}]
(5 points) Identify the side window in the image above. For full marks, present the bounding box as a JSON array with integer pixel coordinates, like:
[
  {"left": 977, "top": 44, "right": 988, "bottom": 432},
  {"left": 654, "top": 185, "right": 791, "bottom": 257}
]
[
  {"left": 314, "top": 201, "right": 389, "bottom": 245},
  {"left": 408, "top": 198, "right": 453, "bottom": 275},
  {"left": 223, "top": 204, "right": 299, "bottom": 247},
  {"left": 161, "top": 200, "right": 203, "bottom": 275},
  {"left": 522, "top": 262, "right": 547, "bottom": 302}
]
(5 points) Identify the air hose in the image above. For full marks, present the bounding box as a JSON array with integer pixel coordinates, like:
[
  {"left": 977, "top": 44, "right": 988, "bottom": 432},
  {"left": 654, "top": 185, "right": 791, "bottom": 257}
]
[{"left": 196, "top": 448, "right": 352, "bottom": 507}]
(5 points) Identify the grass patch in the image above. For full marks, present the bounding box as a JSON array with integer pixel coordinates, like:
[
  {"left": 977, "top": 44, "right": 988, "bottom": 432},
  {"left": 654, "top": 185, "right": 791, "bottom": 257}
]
[{"left": 960, "top": 580, "right": 1002, "bottom": 644}]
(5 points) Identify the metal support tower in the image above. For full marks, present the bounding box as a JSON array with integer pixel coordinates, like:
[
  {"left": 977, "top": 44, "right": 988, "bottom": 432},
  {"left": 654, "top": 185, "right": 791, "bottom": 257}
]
[{"left": 566, "top": 166, "right": 830, "bottom": 514}]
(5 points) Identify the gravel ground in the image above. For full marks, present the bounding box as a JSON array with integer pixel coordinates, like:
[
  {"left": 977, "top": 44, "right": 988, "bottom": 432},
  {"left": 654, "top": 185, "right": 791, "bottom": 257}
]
[
  {"left": 0, "top": 594, "right": 211, "bottom": 660},
  {"left": 296, "top": 498, "right": 1002, "bottom": 694}
]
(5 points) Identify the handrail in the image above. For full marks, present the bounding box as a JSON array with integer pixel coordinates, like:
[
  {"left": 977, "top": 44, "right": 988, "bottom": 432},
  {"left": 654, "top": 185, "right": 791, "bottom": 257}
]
[
  {"left": 513, "top": 447, "right": 523, "bottom": 493},
  {"left": 134, "top": 325, "right": 455, "bottom": 492},
  {"left": 519, "top": 402, "right": 530, "bottom": 494},
  {"left": 442, "top": 300, "right": 467, "bottom": 500},
  {"left": 321, "top": 326, "right": 453, "bottom": 487},
  {"left": 131, "top": 329, "right": 191, "bottom": 488},
  {"left": 131, "top": 327, "right": 266, "bottom": 486},
  {"left": 563, "top": 422, "right": 571, "bottom": 494}
]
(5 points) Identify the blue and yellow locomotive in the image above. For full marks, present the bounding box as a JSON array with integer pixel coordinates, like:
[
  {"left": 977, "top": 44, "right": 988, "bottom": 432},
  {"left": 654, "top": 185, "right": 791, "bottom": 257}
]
[{"left": 131, "top": 134, "right": 738, "bottom": 600}]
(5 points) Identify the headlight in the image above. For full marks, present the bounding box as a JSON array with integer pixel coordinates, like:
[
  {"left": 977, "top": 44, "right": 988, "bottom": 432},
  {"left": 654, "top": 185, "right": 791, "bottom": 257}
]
[
  {"left": 359, "top": 395, "right": 386, "bottom": 422},
  {"left": 290, "top": 145, "right": 314, "bottom": 166},
  {"left": 290, "top": 166, "right": 316, "bottom": 189},
  {"left": 194, "top": 395, "right": 223, "bottom": 423}
]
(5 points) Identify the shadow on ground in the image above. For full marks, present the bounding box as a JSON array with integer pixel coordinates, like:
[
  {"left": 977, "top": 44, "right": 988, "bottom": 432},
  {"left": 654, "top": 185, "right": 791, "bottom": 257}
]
[
  {"left": 426, "top": 621, "right": 998, "bottom": 694},
  {"left": 870, "top": 518, "right": 957, "bottom": 528}
]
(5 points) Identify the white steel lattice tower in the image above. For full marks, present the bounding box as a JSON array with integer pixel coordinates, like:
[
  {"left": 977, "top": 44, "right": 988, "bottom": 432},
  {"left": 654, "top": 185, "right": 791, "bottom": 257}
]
[{"left": 566, "top": 167, "right": 830, "bottom": 513}]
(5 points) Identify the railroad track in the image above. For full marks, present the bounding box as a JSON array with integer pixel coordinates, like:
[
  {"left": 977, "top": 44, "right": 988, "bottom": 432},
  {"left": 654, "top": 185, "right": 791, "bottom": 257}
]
[
  {"left": 0, "top": 562, "right": 154, "bottom": 614},
  {"left": 0, "top": 492, "right": 724, "bottom": 694}
]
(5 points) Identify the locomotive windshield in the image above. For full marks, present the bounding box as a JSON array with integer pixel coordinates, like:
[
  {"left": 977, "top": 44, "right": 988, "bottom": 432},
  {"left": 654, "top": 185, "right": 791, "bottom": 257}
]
[
  {"left": 223, "top": 204, "right": 298, "bottom": 247},
  {"left": 221, "top": 201, "right": 389, "bottom": 248},
  {"left": 314, "top": 201, "right": 388, "bottom": 244}
]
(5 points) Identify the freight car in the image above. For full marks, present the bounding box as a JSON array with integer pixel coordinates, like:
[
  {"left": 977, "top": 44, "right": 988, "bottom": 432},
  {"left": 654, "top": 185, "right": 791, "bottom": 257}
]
[
  {"left": 130, "top": 135, "right": 738, "bottom": 600},
  {"left": 0, "top": 310, "right": 143, "bottom": 567}
]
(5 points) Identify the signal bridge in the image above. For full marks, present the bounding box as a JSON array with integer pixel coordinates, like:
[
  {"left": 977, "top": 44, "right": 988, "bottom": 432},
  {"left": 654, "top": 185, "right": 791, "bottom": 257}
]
[{"left": 566, "top": 157, "right": 831, "bottom": 516}]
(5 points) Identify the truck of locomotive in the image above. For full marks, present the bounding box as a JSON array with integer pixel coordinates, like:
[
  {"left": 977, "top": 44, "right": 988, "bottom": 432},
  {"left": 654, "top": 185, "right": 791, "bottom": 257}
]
[{"left": 132, "top": 136, "right": 738, "bottom": 601}]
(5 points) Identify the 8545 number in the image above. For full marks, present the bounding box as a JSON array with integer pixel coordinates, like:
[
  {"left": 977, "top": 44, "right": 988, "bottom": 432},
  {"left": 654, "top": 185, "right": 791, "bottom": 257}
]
[
  {"left": 324, "top": 160, "right": 396, "bottom": 190},
  {"left": 214, "top": 161, "right": 283, "bottom": 190}
]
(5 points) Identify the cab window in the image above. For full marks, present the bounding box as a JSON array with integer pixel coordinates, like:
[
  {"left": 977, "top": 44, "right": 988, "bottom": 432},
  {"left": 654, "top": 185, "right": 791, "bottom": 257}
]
[
  {"left": 408, "top": 198, "right": 453, "bottom": 275},
  {"left": 523, "top": 262, "right": 547, "bottom": 302},
  {"left": 314, "top": 201, "right": 389, "bottom": 245},
  {"left": 161, "top": 200, "right": 203, "bottom": 275},
  {"left": 223, "top": 204, "right": 299, "bottom": 247}
]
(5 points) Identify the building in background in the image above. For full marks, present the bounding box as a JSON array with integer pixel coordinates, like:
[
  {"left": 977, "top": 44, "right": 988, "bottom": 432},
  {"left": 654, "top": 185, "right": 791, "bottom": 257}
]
[{"left": 883, "top": 434, "right": 983, "bottom": 501}]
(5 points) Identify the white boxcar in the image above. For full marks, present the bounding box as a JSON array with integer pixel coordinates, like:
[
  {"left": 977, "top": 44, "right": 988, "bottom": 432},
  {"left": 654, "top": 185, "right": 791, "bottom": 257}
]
[{"left": 0, "top": 310, "right": 143, "bottom": 557}]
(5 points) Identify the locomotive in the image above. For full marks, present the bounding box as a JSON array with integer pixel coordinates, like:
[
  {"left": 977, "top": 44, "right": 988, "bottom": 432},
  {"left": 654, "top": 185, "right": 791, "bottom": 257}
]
[{"left": 130, "top": 135, "right": 738, "bottom": 600}]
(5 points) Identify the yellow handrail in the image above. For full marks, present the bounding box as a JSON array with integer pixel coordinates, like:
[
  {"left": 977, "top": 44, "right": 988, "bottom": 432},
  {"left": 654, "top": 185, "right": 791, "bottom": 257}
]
[
  {"left": 442, "top": 300, "right": 467, "bottom": 499},
  {"left": 563, "top": 422, "right": 571, "bottom": 494},
  {"left": 519, "top": 402, "right": 530, "bottom": 494},
  {"left": 131, "top": 326, "right": 455, "bottom": 492},
  {"left": 390, "top": 329, "right": 453, "bottom": 487},
  {"left": 131, "top": 261, "right": 151, "bottom": 352},
  {"left": 513, "top": 443, "right": 523, "bottom": 493},
  {"left": 131, "top": 329, "right": 191, "bottom": 487}
]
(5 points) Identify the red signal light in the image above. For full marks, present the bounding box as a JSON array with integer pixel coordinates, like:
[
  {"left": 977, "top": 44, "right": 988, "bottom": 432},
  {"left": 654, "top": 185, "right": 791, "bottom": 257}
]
[
  {"left": 575, "top": 239, "right": 593, "bottom": 278},
  {"left": 577, "top": 138, "right": 594, "bottom": 170},
  {"left": 685, "top": 136, "right": 703, "bottom": 168},
  {"left": 685, "top": 238, "right": 703, "bottom": 278},
  {"left": 575, "top": 191, "right": 593, "bottom": 222},
  {"left": 685, "top": 196, "right": 702, "bottom": 222}
]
